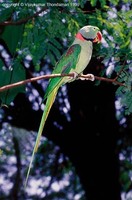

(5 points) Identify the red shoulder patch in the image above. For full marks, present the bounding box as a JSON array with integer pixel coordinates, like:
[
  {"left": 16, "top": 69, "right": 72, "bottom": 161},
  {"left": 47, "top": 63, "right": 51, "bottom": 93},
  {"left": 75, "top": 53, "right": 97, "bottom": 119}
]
[
  {"left": 65, "top": 46, "right": 75, "bottom": 56},
  {"left": 75, "top": 32, "right": 85, "bottom": 41}
]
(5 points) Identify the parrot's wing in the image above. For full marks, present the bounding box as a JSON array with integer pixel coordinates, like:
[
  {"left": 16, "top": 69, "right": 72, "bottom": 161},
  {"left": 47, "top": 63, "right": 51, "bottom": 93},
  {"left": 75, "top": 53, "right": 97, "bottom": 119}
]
[
  {"left": 44, "top": 44, "right": 81, "bottom": 99},
  {"left": 24, "top": 44, "right": 81, "bottom": 187}
]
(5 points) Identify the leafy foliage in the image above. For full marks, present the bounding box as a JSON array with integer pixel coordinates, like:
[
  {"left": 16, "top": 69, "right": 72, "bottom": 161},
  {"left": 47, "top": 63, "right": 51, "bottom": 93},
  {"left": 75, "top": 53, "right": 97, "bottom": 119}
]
[
  {"left": 0, "top": 1, "right": 131, "bottom": 115},
  {"left": 0, "top": 23, "right": 26, "bottom": 104},
  {"left": 0, "top": 60, "right": 25, "bottom": 105},
  {"left": 0, "top": 0, "right": 132, "bottom": 199}
]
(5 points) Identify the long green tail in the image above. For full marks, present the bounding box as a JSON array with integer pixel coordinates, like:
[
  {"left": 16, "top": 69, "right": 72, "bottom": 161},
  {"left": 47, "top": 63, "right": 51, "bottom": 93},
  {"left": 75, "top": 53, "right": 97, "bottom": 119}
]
[{"left": 24, "top": 87, "right": 58, "bottom": 187}]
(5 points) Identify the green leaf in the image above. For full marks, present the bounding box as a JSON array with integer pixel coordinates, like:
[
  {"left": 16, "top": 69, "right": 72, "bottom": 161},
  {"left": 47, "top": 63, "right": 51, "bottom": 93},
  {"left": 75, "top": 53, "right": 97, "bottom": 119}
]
[
  {"left": 0, "top": 60, "right": 26, "bottom": 105},
  {"left": 91, "top": 0, "right": 97, "bottom": 7},
  {"left": 0, "top": 6, "right": 13, "bottom": 22},
  {"left": 48, "top": 43, "right": 61, "bottom": 60},
  {"left": 1, "top": 25, "right": 24, "bottom": 55},
  {"left": 51, "top": 38, "right": 62, "bottom": 50},
  {"left": 99, "top": 0, "right": 106, "bottom": 7},
  {"left": 109, "top": 0, "right": 119, "bottom": 5},
  {"left": 47, "top": 50, "right": 56, "bottom": 66}
]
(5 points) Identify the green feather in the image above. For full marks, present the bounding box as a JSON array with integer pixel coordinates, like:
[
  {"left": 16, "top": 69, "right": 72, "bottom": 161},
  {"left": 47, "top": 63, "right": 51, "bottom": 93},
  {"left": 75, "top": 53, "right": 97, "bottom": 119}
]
[
  {"left": 24, "top": 44, "right": 81, "bottom": 187},
  {"left": 24, "top": 25, "right": 101, "bottom": 187},
  {"left": 44, "top": 44, "right": 81, "bottom": 99}
]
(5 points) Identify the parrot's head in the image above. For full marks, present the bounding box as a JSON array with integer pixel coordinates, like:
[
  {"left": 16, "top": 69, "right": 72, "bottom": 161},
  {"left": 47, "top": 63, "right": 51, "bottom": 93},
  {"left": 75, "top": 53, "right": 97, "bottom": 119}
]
[{"left": 76, "top": 25, "right": 102, "bottom": 43}]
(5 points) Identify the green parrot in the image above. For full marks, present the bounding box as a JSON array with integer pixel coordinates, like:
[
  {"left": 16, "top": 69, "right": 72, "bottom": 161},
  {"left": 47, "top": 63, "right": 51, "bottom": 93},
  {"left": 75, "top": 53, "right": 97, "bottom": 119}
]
[{"left": 24, "top": 25, "right": 102, "bottom": 187}]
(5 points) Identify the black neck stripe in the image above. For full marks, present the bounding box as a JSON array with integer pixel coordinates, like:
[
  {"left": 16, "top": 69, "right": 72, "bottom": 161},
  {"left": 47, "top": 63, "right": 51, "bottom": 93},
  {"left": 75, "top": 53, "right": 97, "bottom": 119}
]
[{"left": 82, "top": 36, "right": 93, "bottom": 42}]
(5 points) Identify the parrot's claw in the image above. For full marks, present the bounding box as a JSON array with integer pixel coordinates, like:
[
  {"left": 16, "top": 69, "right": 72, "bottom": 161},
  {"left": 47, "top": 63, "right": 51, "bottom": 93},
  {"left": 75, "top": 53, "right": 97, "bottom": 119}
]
[
  {"left": 79, "top": 74, "right": 95, "bottom": 81},
  {"left": 72, "top": 71, "right": 79, "bottom": 79},
  {"left": 68, "top": 72, "right": 79, "bottom": 81}
]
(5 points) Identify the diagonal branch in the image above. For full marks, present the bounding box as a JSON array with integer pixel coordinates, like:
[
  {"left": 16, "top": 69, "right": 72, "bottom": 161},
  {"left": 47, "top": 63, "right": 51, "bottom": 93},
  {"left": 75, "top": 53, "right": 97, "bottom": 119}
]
[
  {"left": 0, "top": 6, "right": 96, "bottom": 26},
  {"left": 113, "top": 57, "right": 127, "bottom": 81},
  {"left": 0, "top": 73, "right": 126, "bottom": 93},
  {"left": 0, "top": 7, "right": 47, "bottom": 26}
]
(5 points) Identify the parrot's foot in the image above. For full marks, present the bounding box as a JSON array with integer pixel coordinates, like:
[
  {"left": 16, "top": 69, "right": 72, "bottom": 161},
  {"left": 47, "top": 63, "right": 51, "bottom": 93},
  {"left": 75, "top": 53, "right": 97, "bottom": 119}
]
[
  {"left": 79, "top": 74, "right": 95, "bottom": 81},
  {"left": 69, "top": 72, "right": 79, "bottom": 82},
  {"left": 72, "top": 71, "right": 79, "bottom": 79}
]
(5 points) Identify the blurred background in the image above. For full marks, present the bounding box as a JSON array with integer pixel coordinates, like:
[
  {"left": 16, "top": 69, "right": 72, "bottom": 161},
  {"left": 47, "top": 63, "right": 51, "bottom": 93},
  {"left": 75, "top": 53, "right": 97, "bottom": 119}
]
[{"left": 0, "top": 0, "right": 132, "bottom": 200}]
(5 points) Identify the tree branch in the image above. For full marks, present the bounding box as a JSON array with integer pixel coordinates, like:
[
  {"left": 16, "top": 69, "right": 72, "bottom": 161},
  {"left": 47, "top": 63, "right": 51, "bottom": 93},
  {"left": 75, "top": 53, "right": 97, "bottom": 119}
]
[
  {"left": 0, "top": 73, "right": 126, "bottom": 93},
  {"left": 0, "top": 7, "right": 47, "bottom": 26},
  {"left": 0, "top": 6, "right": 95, "bottom": 26},
  {"left": 94, "top": 75, "right": 125, "bottom": 86}
]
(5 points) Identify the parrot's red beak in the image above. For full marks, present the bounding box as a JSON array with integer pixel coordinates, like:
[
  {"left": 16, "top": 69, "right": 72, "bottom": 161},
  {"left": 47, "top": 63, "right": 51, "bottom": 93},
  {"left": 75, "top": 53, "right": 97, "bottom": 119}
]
[{"left": 93, "top": 31, "right": 102, "bottom": 43}]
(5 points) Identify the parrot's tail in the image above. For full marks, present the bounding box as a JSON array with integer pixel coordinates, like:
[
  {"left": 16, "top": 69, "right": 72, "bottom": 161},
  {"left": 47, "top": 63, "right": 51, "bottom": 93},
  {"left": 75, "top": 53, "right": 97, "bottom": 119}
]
[
  {"left": 34, "top": 88, "right": 58, "bottom": 152},
  {"left": 24, "top": 87, "right": 58, "bottom": 188}
]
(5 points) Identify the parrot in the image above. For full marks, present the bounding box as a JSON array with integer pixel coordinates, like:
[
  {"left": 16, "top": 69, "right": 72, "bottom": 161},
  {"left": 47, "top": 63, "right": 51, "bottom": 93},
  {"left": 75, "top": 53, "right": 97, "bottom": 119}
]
[{"left": 24, "top": 25, "right": 102, "bottom": 187}]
